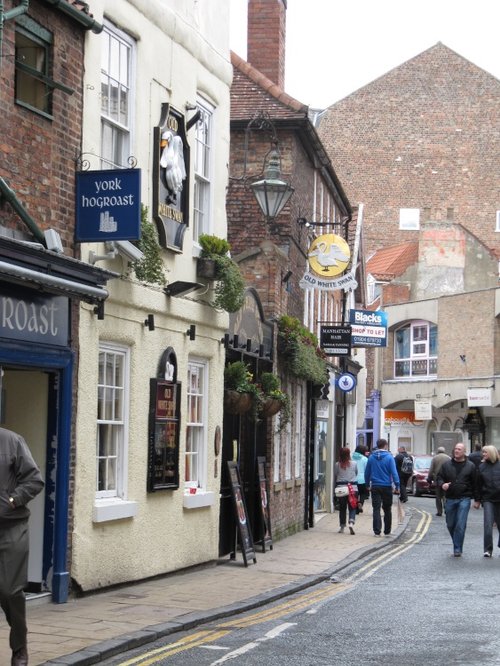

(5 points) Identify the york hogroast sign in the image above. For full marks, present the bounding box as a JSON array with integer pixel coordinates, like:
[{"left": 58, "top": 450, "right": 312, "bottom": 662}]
[{"left": 75, "top": 168, "right": 141, "bottom": 242}]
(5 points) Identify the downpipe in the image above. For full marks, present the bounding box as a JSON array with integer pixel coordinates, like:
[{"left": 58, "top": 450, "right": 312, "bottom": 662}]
[{"left": 0, "top": 1, "right": 30, "bottom": 70}]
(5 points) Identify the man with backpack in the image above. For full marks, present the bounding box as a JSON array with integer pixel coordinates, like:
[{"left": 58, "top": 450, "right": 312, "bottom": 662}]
[{"left": 395, "top": 446, "right": 414, "bottom": 503}]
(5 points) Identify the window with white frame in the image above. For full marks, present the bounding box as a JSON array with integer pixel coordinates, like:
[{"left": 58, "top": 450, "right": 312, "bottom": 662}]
[
  {"left": 96, "top": 344, "right": 129, "bottom": 497},
  {"left": 394, "top": 320, "right": 437, "bottom": 378},
  {"left": 294, "top": 384, "right": 302, "bottom": 478},
  {"left": 100, "top": 22, "right": 134, "bottom": 169},
  {"left": 185, "top": 359, "right": 208, "bottom": 489},
  {"left": 193, "top": 97, "right": 214, "bottom": 241},
  {"left": 399, "top": 208, "right": 420, "bottom": 230},
  {"left": 496, "top": 210, "right": 500, "bottom": 232}
]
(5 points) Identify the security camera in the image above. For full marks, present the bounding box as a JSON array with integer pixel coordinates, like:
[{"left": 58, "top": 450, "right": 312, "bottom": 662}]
[{"left": 115, "top": 240, "right": 144, "bottom": 263}]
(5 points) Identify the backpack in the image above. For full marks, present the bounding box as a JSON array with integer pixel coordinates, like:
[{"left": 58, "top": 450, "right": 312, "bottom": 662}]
[{"left": 401, "top": 454, "right": 414, "bottom": 475}]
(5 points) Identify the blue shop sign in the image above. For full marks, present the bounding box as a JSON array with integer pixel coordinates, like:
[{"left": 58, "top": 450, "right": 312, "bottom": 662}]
[{"left": 75, "top": 168, "right": 141, "bottom": 242}]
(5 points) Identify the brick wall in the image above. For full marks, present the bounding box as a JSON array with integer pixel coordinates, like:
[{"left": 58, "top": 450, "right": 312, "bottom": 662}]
[
  {"left": 247, "top": 0, "right": 286, "bottom": 89},
  {"left": 318, "top": 43, "right": 500, "bottom": 260},
  {"left": 0, "top": 0, "right": 85, "bottom": 255}
]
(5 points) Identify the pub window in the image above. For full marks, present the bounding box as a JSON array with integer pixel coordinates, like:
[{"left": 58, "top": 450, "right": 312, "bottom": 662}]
[
  {"left": 193, "top": 96, "right": 214, "bottom": 242},
  {"left": 96, "top": 344, "right": 129, "bottom": 498},
  {"left": 294, "top": 383, "right": 302, "bottom": 478},
  {"left": 185, "top": 358, "right": 208, "bottom": 489},
  {"left": 15, "top": 17, "right": 53, "bottom": 117},
  {"left": 100, "top": 22, "right": 135, "bottom": 168}
]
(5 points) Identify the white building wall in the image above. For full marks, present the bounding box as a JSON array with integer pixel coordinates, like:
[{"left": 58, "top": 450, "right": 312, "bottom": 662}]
[{"left": 74, "top": 0, "right": 232, "bottom": 591}]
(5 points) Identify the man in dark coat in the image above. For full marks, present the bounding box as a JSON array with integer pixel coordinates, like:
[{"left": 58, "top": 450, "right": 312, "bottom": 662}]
[
  {"left": 437, "top": 442, "right": 479, "bottom": 557},
  {"left": 0, "top": 427, "right": 44, "bottom": 666}
]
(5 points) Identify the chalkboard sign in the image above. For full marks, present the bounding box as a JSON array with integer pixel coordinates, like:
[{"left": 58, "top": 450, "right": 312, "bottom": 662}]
[
  {"left": 257, "top": 457, "right": 273, "bottom": 552},
  {"left": 227, "top": 462, "right": 257, "bottom": 566},
  {"left": 147, "top": 379, "right": 181, "bottom": 491}
]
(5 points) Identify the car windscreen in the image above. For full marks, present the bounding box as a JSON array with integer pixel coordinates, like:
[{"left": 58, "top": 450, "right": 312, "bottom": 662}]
[{"left": 414, "top": 457, "right": 431, "bottom": 470}]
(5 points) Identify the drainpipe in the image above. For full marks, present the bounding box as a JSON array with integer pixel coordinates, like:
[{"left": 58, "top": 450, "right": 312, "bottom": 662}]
[
  {"left": 42, "top": 0, "right": 103, "bottom": 34},
  {"left": 0, "top": 177, "right": 45, "bottom": 243},
  {"left": 0, "top": 0, "right": 30, "bottom": 64}
]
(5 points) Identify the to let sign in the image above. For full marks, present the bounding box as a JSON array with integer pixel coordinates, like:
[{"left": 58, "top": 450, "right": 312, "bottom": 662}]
[
  {"left": 320, "top": 325, "right": 352, "bottom": 356},
  {"left": 75, "top": 168, "right": 141, "bottom": 242}
]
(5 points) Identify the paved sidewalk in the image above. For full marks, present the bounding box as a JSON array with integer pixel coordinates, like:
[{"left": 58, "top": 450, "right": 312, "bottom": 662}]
[{"left": 0, "top": 505, "right": 411, "bottom": 666}]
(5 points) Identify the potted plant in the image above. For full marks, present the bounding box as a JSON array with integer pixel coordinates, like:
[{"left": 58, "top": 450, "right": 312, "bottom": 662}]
[
  {"left": 198, "top": 234, "right": 245, "bottom": 313},
  {"left": 259, "top": 372, "right": 291, "bottom": 431},
  {"left": 224, "top": 361, "right": 262, "bottom": 415},
  {"left": 277, "top": 315, "right": 328, "bottom": 385}
]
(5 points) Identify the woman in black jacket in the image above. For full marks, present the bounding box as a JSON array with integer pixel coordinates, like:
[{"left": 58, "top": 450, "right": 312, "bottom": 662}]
[{"left": 474, "top": 445, "right": 500, "bottom": 558}]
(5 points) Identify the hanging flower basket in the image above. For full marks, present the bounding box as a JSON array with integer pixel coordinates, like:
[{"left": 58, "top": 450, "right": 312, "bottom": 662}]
[
  {"left": 260, "top": 397, "right": 284, "bottom": 418},
  {"left": 224, "top": 389, "right": 253, "bottom": 415},
  {"left": 196, "top": 257, "right": 217, "bottom": 279}
]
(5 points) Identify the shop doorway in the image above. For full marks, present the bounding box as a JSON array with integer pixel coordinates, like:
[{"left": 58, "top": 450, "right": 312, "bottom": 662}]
[{"left": 1, "top": 367, "right": 53, "bottom": 592}]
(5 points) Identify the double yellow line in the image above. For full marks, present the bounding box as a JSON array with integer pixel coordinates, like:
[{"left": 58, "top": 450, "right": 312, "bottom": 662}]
[{"left": 117, "top": 509, "right": 432, "bottom": 664}]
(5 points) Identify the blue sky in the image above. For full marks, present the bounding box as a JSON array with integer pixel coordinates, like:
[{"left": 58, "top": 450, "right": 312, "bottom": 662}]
[{"left": 230, "top": 0, "right": 500, "bottom": 108}]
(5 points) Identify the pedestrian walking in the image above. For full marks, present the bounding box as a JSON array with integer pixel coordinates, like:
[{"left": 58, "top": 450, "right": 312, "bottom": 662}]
[
  {"left": 473, "top": 445, "right": 500, "bottom": 558},
  {"left": 468, "top": 442, "right": 483, "bottom": 468},
  {"left": 394, "top": 446, "right": 413, "bottom": 503},
  {"left": 427, "top": 447, "right": 451, "bottom": 516},
  {"left": 352, "top": 444, "right": 369, "bottom": 513},
  {"left": 334, "top": 447, "right": 358, "bottom": 535},
  {"left": 364, "top": 438, "right": 400, "bottom": 536},
  {"left": 0, "top": 427, "right": 44, "bottom": 666},
  {"left": 437, "top": 442, "right": 479, "bottom": 557}
]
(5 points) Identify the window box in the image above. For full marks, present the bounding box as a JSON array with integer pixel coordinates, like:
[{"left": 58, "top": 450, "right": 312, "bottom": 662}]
[{"left": 183, "top": 490, "right": 215, "bottom": 509}]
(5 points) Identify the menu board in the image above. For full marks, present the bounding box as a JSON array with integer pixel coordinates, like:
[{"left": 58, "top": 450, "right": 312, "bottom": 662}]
[
  {"left": 147, "top": 379, "right": 181, "bottom": 491},
  {"left": 227, "top": 462, "right": 257, "bottom": 566}
]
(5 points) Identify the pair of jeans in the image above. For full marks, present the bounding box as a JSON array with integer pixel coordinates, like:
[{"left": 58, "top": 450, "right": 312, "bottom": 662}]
[
  {"left": 371, "top": 485, "right": 393, "bottom": 535},
  {"left": 0, "top": 521, "right": 29, "bottom": 651},
  {"left": 445, "top": 497, "right": 471, "bottom": 554},
  {"left": 336, "top": 484, "right": 357, "bottom": 526},
  {"left": 483, "top": 501, "right": 500, "bottom": 554}
]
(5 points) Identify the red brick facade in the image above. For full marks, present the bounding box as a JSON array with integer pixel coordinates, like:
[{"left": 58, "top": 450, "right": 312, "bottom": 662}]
[
  {"left": 318, "top": 43, "right": 500, "bottom": 260},
  {"left": 0, "top": 0, "right": 86, "bottom": 254}
]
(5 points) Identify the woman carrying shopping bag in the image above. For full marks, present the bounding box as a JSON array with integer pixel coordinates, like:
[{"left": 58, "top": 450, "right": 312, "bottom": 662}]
[{"left": 334, "top": 447, "right": 358, "bottom": 534}]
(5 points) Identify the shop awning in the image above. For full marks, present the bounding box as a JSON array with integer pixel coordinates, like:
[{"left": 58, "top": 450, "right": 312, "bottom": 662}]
[{"left": 0, "top": 236, "right": 117, "bottom": 304}]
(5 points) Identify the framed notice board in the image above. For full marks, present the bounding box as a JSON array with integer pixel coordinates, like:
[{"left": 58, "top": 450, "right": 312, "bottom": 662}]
[
  {"left": 147, "top": 378, "right": 181, "bottom": 491},
  {"left": 257, "top": 457, "right": 273, "bottom": 552},
  {"left": 227, "top": 462, "right": 257, "bottom": 566}
]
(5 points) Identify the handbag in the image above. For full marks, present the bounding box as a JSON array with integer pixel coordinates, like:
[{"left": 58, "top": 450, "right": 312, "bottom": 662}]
[{"left": 335, "top": 485, "right": 349, "bottom": 497}]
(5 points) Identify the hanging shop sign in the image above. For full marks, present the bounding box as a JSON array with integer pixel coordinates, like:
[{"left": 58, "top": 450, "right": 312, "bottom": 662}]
[
  {"left": 414, "top": 399, "right": 433, "bottom": 420},
  {"left": 349, "top": 309, "right": 387, "bottom": 347},
  {"left": 320, "top": 324, "right": 352, "bottom": 356},
  {"left": 336, "top": 372, "right": 357, "bottom": 393},
  {"left": 75, "top": 168, "right": 141, "bottom": 242},
  {"left": 299, "top": 233, "right": 357, "bottom": 292},
  {"left": 467, "top": 387, "right": 492, "bottom": 407},
  {"left": 152, "top": 104, "right": 190, "bottom": 251}
]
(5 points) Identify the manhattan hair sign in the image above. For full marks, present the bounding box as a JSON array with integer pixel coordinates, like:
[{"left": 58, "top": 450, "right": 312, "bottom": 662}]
[
  {"left": 75, "top": 168, "right": 141, "bottom": 242},
  {"left": 349, "top": 309, "right": 387, "bottom": 347}
]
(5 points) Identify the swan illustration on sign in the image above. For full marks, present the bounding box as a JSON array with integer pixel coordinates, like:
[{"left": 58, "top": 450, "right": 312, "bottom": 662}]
[
  {"left": 160, "top": 130, "right": 186, "bottom": 204},
  {"left": 307, "top": 234, "right": 351, "bottom": 277}
]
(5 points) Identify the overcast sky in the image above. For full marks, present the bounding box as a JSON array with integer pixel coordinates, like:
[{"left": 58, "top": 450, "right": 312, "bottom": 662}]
[{"left": 230, "top": 0, "right": 500, "bottom": 109}]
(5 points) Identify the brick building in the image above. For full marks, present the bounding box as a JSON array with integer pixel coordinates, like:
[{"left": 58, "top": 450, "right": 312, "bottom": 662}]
[
  {"left": 222, "top": 0, "right": 365, "bottom": 543},
  {"left": 318, "top": 43, "right": 500, "bottom": 260},
  {"left": 0, "top": 0, "right": 112, "bottom": 603},
  {"left": 317, "top": 44, "right": 500, "bottom": 453}
]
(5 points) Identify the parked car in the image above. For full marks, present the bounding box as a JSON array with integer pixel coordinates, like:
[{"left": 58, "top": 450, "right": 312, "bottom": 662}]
[{"left": 408, "top": 455, "right": 435, "bottom": 496}]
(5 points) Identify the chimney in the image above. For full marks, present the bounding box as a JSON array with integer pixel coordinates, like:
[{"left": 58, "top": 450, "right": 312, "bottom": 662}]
[{"left": 247, "top": 0, "right": 287, "bottom": 89}]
